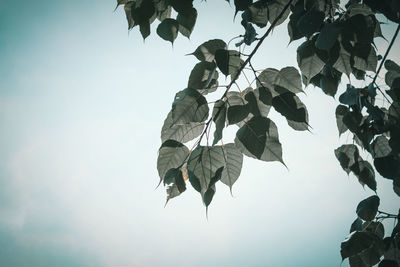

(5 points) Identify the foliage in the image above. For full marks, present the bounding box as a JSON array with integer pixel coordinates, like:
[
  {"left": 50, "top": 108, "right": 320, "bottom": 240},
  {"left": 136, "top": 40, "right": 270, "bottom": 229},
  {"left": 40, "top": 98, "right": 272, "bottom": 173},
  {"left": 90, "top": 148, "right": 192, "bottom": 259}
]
[{"left": 117, "top": 0, "right": 400, "bottom": 265}]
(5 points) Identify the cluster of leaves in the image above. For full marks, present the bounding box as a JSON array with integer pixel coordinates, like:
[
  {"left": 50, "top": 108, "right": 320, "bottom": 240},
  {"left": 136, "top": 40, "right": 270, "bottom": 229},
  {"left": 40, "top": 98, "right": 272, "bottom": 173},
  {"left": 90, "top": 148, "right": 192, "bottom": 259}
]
[
  {"left": 118, "top": 0, "right": 198, "bottom": 41},
  {"left": 157, "top": 37, "right": 310, "bottom": 207},
  {"left": 335, "top": 60, "right": 400, "bottom": 266},
  {"left": 118, "top": 0, "right": 400, "bottom": 265}
]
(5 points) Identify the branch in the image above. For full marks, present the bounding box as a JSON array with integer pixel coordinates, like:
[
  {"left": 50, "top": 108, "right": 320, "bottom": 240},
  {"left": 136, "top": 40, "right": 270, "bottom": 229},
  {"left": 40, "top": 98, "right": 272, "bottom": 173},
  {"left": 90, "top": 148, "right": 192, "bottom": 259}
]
[
  {"left": 371, "top": 23, "right": 400, "bottom": 105},
  {"left": 196, "top": 0, "right": 295, "bottom": 145}
]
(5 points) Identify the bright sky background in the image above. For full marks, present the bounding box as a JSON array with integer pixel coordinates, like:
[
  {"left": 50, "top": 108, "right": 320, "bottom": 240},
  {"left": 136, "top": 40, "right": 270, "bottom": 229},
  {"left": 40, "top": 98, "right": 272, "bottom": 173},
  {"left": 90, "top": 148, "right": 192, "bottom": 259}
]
[{"left": 0, "top": 0, "right": 399, "bottom": 266}]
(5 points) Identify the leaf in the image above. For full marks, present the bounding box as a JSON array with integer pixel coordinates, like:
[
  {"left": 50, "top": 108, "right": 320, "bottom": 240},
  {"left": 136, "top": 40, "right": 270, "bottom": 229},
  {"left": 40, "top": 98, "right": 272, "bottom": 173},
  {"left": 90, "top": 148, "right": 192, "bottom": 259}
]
[
  {"left": 333, "top": 42, "right": 352, "bottom": 77},
  {"left": 256, "top": 67, "right": 303, "bottom": 95},
  {"left": 220, "top": 143, "right": 243, "bottom": 191},
  {"left": 234, "top": 0, "right": 252, "bottom": 15},
  {"left": 334, "top": 144, "right": 360, "bottom": 174},
  {"left": 385, "top": 60, "right": 400, "bottom": 88},
  {"left": 247, "top": 0, "right": 291, "bottom": 27},
  {"left": 157, "top": 140, "right": 189, "bottom": 184},
  {"left": 177, "top": 7, "right": 197, "bottom": 38},
  {"left": 171, "top": 88, "right": 209, "bottom": 124},
  {"left": 227, "top": 104, "right": 250, "bottom": 125},
  {"left": 315, "top": 22, "right": 342, "bottom": 51},
  {"left": 339, "top": 85, "right": 360, "bottom": 107},
  {"left": 187, "top": 146, "right": 227, "bottom": 197},
  {"left": 341, "top": 231, "right": 383, "bottom": 261},
  {"left": 374, "top": 154, "right": 400, "bottom": 180},
  {"left": 297, "top": 39, "right": 325, "bottom": 81},
  {"left": 362, "top": 221, "right": 385, "bottom": 239},
  {"left": 351, "top": 160, "right": 377, "bottom": 191},
  {"left": 187, "top": 61, "right": 219, "bottom": 93},
  {"left": 212, "top": 100, "right": 227, "bottom": 145},
  {"left": 319, "top": 65, "right": 341, "bottom": 97},
  {"left": 350, "top": 218, "right": 363, "bottom": 233},
  {"left": 378, "top": 260, "right": 400, "bottom": 267},
  {"left": 272, "top": 90, "right": 309, "bottom": 131},
  {"left": 235, "top": 116, "right": 284, "bottom": 164},
  {"left": 156, "top": 18, "right": 179, "bottom": 44},
  {"left": 353, "top": 46, "right": 378, "bottom": 72},
  {"left": 161, "top": 111, "right": 205, "bottom": 143},
  {"left": 356, "top": 195, "right": 380, "bottom": 221},
  {"left": 165, "top": 168, "right": 186, "bottom": 203},
  {"left": 336, "top": 105, "right": 349, "bottom": 136},
  {"left": 169, "top": 0, "right": 194, "bottom": 15},
  {"left": 190, "top": 39, "right": 227, "bottom": 62},
  {"left": 373, "top": 136, "right": 392, "bottom": 158},
  {"left": 203, "top": 167, "right": 224, "bottom": 207},
  {"left": 215, "top": 49, "right": 241, "bottom": 76},
  {"left": 296, "top": 9, "right": 324, "bottom": 37}
]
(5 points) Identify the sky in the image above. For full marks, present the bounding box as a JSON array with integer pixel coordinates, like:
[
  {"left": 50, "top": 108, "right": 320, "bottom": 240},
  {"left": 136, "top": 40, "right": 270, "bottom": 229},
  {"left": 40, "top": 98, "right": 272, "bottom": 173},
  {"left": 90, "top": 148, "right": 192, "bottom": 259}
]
[{"left": 0, "top": 0, "right": 399, "bottom": 266}]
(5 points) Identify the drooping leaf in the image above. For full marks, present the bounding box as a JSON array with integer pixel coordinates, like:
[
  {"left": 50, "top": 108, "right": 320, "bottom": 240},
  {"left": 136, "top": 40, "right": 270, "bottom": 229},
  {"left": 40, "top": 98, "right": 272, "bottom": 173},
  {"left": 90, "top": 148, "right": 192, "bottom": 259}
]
[
  {"left": 220, "top": 143, "right": 243, "bottom": 191},
  {"left": 212, "top": 100, "right": 227, "bottom": 145},
  {"left": 333, "top": 42, "right": 352, "bottom": 77},
  {"left": 234, "top": 0, "right": 252, "bottom": 15},
  {"left": 190, "top": 39, "right": 227, "bottom": 62},
  {"left": 336, "top": 105, "right": 350, "bottom": 136},
  {"left": 187, "top": 61, "right": 219, "bottom": 93},
  {"left": 235, "top": 116, "right": 284, "bottom": 164},
  {"left": 156, "top": 18, "right": 179, "bottom": 43},
  {"left": 350, "top": 160, "right": 377, "bottom": 191},
  {"left": 353, "top": 46, "right": 378, "bottom": 72},
  {"left": 171, "top": 88, "right": 209, "bottom": 124},
  {"left": 319, "top": 65, "right": 341, "bottom": 97},
  {"left": 356, "top": 195, "right": 380, "bottom": 221},
  {"left": 157, "top": 140, "right": 189, "bottom": 184},
  {"left": 215, "top": 49, "right": 241, "bottom": 76},
  {"left": 161, "top": 111, "right": 205, "bottom": 143},
  {"left": 334, "top": 144, "right": 360, "bottom": 174},
  {"left": 177, "top": 7, "right": 197, "bottom": 38},
  {"left": 297, "top": 39, "right": 325, "bottom": 81},
  {"left": 385, "top": 60, "right": 400, "bottom": 88}
]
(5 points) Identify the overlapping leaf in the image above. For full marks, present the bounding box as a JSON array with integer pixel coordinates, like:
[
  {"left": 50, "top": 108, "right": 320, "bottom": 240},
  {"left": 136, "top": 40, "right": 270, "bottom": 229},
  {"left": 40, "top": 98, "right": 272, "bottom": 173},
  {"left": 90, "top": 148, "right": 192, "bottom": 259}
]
[{"left": 157, "top": 140, "right": 189, "bottom": 184}]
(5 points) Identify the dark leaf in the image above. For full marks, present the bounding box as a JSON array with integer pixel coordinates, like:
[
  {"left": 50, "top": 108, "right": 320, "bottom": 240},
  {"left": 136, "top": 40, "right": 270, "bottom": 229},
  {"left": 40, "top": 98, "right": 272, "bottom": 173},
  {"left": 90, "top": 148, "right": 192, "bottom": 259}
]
[
  {"left": 339, "top": 85, "right": 360, "bottom": 107},
  {"left": 235, "top": 116, "right": 284, "bottom": 163},
  {"left": 341, "top": 231, "right": 384, "bottom": 261},
  {"left": 296, "top": 9, "right": 324, "bottom": 37},
  {"left": 373, "top": 136, "right": 392, "bottom": 158},
  {"left": 177, "top": 7, "right": 197, "bottom": 38},
  {"left": 297, "top": 39, "right": 325, "bottom": 81},
  {"left": 315, "top": 22, "right": 342, "bottom": 51},
  {"left": 215, "top": 49, "right": 241, "bottom": 76},
  {"left": 227, "top": 104, "right": 250, "bottom": 125},
  {"left": 334, "top": 144, "right": 360, "bottom": 174},
  {"left": 156, "top": 18, "right": 179, "bottom": 43},
  {"left": 188, "top": 61, "right": 219, "bottom": 93},
  {"left": 374, "top": 154, "right": 400, "bottom": 180},
  {"left": 356, "top": 195, "right": 380, "bottom": 221},
  {"left": 362, "top": 221, "right": 385, "bottom": 239},
  {"left": 350, "top": 218, "right": 363, "bottom": 233},
  {"left": 212, "top": 100, "right": 227, "bottom": 145}
]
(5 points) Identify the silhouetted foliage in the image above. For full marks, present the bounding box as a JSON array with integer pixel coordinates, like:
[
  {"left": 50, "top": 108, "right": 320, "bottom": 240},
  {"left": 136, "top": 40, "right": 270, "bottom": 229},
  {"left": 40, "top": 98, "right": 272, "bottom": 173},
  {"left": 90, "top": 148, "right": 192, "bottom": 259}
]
[{"left": 117, "top": 0, "right": 400, "bottom": 265}]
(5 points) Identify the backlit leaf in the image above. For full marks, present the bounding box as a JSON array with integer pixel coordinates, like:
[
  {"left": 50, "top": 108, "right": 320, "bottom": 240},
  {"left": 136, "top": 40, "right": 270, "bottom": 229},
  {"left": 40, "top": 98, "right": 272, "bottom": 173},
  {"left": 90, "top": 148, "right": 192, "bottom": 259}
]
[{"left": 156, "top": 18, "right": 179, "bottom": 43}]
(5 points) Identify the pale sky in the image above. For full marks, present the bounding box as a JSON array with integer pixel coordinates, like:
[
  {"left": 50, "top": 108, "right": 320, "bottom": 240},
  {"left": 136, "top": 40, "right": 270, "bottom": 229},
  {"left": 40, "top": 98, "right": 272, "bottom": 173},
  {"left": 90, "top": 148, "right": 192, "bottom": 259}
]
[{"left": 0, "top": 1, "right": 399, "bottom": 266}]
